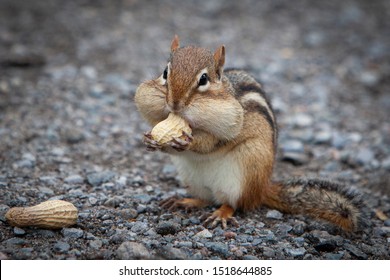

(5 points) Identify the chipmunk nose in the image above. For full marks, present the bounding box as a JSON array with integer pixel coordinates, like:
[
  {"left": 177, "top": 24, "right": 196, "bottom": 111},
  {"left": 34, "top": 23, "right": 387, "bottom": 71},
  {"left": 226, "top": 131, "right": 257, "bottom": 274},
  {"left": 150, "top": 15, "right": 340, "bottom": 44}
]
[{"left": 167, "top": 100, "right": 183, "bottom": 113}]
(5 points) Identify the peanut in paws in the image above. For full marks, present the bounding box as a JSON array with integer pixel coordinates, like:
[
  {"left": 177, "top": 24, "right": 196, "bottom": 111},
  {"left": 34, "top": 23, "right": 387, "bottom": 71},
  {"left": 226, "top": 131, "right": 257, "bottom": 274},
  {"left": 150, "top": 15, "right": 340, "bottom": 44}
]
[{"left": 150, "top": 113, "right": 192, "bottom": 145}]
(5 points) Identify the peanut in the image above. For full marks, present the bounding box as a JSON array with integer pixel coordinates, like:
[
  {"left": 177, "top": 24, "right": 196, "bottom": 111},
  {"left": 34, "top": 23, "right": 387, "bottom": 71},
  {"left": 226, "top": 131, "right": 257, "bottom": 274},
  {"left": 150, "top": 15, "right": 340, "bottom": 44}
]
[
  {"left": 151, "top": 113, "right": 192, "bottom": 145},
  {"left": 5, "top": 200, "right": 78, "bottom": 229}
]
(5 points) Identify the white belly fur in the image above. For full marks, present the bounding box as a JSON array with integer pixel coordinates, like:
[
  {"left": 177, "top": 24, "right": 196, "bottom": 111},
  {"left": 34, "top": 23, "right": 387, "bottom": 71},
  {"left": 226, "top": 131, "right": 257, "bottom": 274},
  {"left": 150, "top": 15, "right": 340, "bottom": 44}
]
[{"left": 170, "top": 151, "right": 243, "bottom": 208}]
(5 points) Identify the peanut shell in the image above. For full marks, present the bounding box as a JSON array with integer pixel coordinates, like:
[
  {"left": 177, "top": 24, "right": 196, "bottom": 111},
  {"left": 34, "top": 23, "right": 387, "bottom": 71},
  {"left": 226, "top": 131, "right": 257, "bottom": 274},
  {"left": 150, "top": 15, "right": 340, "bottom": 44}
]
[
  {"left": 5, "top": 200, "right": 78, "bottom": 229},
  {"left": 151, "top": 113, "right": 192, "bottom": 145}
]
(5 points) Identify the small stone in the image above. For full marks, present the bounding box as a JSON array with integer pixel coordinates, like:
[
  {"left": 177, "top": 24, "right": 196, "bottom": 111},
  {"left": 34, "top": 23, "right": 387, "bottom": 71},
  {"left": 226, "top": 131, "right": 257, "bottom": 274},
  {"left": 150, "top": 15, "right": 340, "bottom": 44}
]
[
  {"left": 359, "top": 70, "right": 380, "bottom": 87},
  {"left": 116, "top": 176, "right": 128, "bottom": 187},
  {"left": 189, "top": 216, "right": 201, "bottom": 225},
  {"left": 38, "top": 186, "right": 54, "bottom": 195},
  {"left": 266, "top": 210, "right": 283, "bottom": 220},
  {"left": 18, "top": 153, "right": 36, "bottom": 168},
  {"left": 54, "top": 241, "right": 70, "bottom": 253},
  {"left": 276, "top": 224, "right": 293, "bottom": 236},
  {"left": 130, "top": 221, "right": 148, "bottom": 233},
  {"left": 119, "top": 209, "right": 138, "bottom": 220},
  {"left": 178, "top": 241, "right": 193, "bottom": 248},
  {"left": 36, "top": 229, "right": 56, "bottom": 238},
  {"left": 156, "top": 221, "right": 181, "bottom": 235},
  {"left": 116, "top": 241, "right": 151, "bottom": 259},
  {"left": 104, "top": 196, "right": 124, "bottom": 208},
  {"left": 354, "top": 148, "right": 375, "bottom": 166},
  {"left": 344, "top": 243, "right": 367, "bottom": 259},
  {"left": 194, "top": 229, "right": 213, "bottom": 239},
  {"left": 87, "top": 171, "right": 115, "bottom": 186},
  {"left": 281, "top": 139, "right": 305, "bottom": 153},
  {"left": 62, "top": 228, "right": 84, "bottom": 239},
  {"left": 158, "top": 246, "right": 188, "bottom": 259},
  {"left": 314, "top": 240, "right": 337, "bottom": 252},
  {"left": 262, "top": 247, "right": 276, "bottom": 258},
  {"left": 89, "top": 239, "right": 103, "bottom": 250},
  {"left": 324, "top": 252, "right": 344, "bottom": 260},
  {"left": 384, "top": 219, "right": 390, "bottom": 227},
  {"left": 136, "top": 204, "right": 147, "bottom": 213},
  {"left": 291, "top": 113, "right": 313, "bottom": 127},
  {"left": 63, "top": 127, "right": 85, "bottom": 144},
  {"left": 3, "top": 237, "right": 27, "bottom": 247},
  {"left": 314, "top": 130, "right": 332, "bottom": 144},
  {"left": 243, "top": 255, "right": 259, "bottom": 260},
  {"left": 13, "top": 227, "right": 26, "bottom": 236},
  {"left": 64, "top": 175, "right": 84, "bottom": 184},
  {"left": 88, "top": 197, "right": 98, "bottom": 205},
  {"left": 130, "top": 175, "right": 144, "bottom": 186},
  {"left": 205, "top": 242, "right": 229, "bottom": 256},
  {"left": 133, "top": 194, "right": 152, "bottom": 204},
  {"left": 224, "top": 231, "right": 237, "bottom": 239},
  {"left": 285, "top": 247, "right": 306, "bottom": 257}
]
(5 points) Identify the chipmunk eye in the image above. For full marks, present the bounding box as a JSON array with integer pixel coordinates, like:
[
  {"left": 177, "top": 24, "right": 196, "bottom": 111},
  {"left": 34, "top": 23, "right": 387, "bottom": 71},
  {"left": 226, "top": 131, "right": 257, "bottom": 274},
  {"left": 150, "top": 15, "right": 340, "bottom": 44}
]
[
  {"left": 163, "top": 67, "right": 168, "bottom": 80},
  {"left": 198, "top": 73, "right": 208, "bottom": 86}
]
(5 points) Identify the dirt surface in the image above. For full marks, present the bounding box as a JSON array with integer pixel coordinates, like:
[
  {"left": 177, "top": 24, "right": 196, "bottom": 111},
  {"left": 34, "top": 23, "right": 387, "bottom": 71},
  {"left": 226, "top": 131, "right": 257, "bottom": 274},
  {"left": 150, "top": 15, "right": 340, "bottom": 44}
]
[{"left": 0, "top": 0, "right": 389, "bottom": 260}]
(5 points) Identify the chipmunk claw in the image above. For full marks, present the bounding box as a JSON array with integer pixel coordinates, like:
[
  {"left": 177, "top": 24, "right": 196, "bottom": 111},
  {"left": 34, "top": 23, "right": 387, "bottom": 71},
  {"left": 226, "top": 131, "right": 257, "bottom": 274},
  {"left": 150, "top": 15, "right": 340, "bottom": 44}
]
[
  {"left": 143, "top": 131, "right": 162, "bottom": 151},
  {"left": 167, "top": 131, "right": 193, "bottom": 152},
  {"left": 202, "top": 204, "right": 238, "bottom": 229},
  {"left": 160, "top": 196, "right": 207, "bottom": 212}
]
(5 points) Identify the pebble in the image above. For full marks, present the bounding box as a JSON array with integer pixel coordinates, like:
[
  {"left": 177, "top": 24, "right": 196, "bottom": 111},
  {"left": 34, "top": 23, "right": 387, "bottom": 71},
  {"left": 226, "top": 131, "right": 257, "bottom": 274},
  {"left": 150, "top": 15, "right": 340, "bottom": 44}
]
[
  {"left": 38, "top": 186, "right": 54, "bottom": 195},
  {"left": 290, "top": 113, "right": 313, "bottom": 127},
  {"left": 205, "top": 242, "right": 229, "bottom": 256},
  {"left": 224, "top": 231, "right": 237, "bottom": 239},
  {"left": 35, "top": 229, "right": 56, "bottom": 238},
  {"left": 314, "top": 130, "right": 332, "bottom": 144},
  {"left": 104, "top": 196, "right": 124, "bottom": 208},
  {"left": 324, "top": 252, "right": 344, "bottom": 260},
  {"left": 54, "top": 241, "right": 70, "bottom": 253},
  {"left": 314, "top": 240, "right": 337, "bottom": 252},
  {"left": 285, "top": 247, "right": 306, "bottom": 257},
  {"left": 156, "top": 221, "right": 181, "bottom": 235},
  {"left": 64, "top": 174, "right": 84, "bottom": 185},
  {"left": 3, "top": 237, "right": 27, "bottom": 248},
  {"left": 118, "top": 209, "right": 138, "bottom": 220},
  {"left": 354, "top": 148, "right": 375, "bottom": 166},
  {"left": 62, "top": 127, "right": 85, "bottom": 144},
  {"left": 262, "top": 247, "right": 276, "bottom": 258},
  {"left": 133, "top": 194, "right": 152, "bottom": 204},
  {"left": 343, "top": 243, "right": 367, "bottom": 259},
  {"left": 39, "top": 176, "right": 57, "bottom": 185},
  {"left": 116, "top": 241, "right": 151, "bottom": 259},
  {"left": 194, "top": 229, "right": 213, "bottom": 239},
  {"left": 281, "top": 139, "right": 305, "bottom": 153},
  {"left": 243, "top": 255, "right": 259, "bottom": 260},
  {"left": 13, "top": 227, "right": 26, "bottom": 236},
  {"left": 266, "top": 210, "right": 283, "bottom": 220},
  {"left": 89, "top": 239, "right": 103, "bottom": 250},
  {"left": 130, "top": 222, "right": 149, "bottom": 233},
  {"left": 87, "top": 171, "right": 116, "bottom": 186},
  {"left": 158, "top": 246, "right": 188, "bottom": 260},
  {"left": 62, "top": 228, "right": 84, "bottom": 239}
]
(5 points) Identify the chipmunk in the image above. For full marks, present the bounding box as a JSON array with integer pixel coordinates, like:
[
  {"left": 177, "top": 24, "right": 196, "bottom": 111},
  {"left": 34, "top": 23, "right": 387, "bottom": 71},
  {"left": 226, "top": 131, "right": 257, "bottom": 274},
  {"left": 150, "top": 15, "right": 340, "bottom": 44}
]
[{"left": 134, "top": 35, "right": 364, "bottom": 231}]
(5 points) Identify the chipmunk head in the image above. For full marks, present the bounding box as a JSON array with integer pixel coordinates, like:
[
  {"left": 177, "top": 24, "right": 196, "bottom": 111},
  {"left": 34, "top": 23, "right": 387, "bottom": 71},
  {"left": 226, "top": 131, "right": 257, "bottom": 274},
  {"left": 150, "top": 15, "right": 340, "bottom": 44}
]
[{"left": 159, "top": 35, "right": 225, "bottom": 113}]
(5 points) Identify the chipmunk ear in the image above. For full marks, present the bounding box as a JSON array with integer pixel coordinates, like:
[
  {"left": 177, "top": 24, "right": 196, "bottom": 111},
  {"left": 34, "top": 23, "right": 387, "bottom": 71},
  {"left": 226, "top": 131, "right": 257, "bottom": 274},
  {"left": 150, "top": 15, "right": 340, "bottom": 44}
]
[
  {"left": 171, "top": 35, "right": 180, "bottom": 52},
  {"left": 214, "top": 45, "right": 225, "bottom": 80}
]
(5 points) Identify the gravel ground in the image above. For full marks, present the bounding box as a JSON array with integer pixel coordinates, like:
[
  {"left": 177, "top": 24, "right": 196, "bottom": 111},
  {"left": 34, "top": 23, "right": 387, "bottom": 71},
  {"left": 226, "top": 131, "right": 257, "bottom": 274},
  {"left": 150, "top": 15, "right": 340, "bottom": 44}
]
[{"left": 0, "top": 0, "right": 389, "bottom": 260}]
